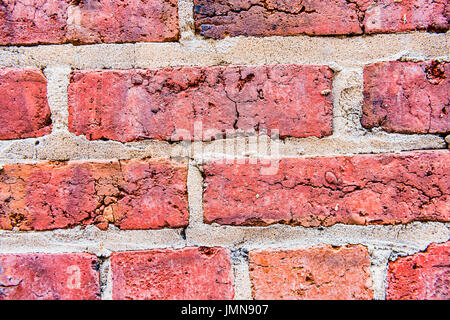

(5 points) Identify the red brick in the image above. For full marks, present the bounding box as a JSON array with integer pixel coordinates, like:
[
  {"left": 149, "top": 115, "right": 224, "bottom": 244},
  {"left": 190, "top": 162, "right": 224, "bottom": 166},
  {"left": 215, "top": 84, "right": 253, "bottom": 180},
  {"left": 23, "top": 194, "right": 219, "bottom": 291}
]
[
  {"left": 0, "top": 0, "right": 179, "bottom": 45},
  {"left": 203, "top": 150, "right": 449, "bottom": 226},
  {"left": 0, "top": 253, "right": 100, "bottom": 300},
  {"left": 68, "top": 65, "right": 333, "bottom": 142},
  {"left": 0, "top": 159, "right": 188, "bottom": 231},
  {"left": 387, "top": 241, "right": 450, "bottom": 300},
  {"left": 193, "top": 0, "right": 449, "bottom": 39},
  {"left": 0, "top": 0, "right": 69, "bottom": 45},
  {"left": 194, "top": 0, "right": 367, "bottom": 38},
  {"left": 111, "top": 247, "right": 234, "bottom": 300},
  {"left": 364, "top": 0, "right": 449, "bottom": 34},
  {"left": 66, "top": 0, "right": 179, "bottom": 44},
  {"left": 0, "top": 68, "right": 52, "bottom": 140},
  {"left": 362, "top": 60, "right": 449, "bottom": 134},
  {"left": 249, "top": 245, "right": 373, "bottom": 300}
]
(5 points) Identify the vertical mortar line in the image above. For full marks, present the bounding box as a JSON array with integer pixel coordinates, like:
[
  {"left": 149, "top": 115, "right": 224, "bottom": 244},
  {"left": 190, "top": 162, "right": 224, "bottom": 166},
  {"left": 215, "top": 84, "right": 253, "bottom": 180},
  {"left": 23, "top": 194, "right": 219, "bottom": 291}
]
[
  {"left": 232, "top": 249, "right": 253, "bottom": 300},
  {"left": 178, "top": 0, "right": 195, "bottom": 41},
  {"left": 330, "top": 66, "right": 366, "bottom": 138},
  {"left": 99, "top": 255, "right": 113, "bottom": 300},
  {"left": 186, "top": 156, "right": 205, "bottom": 229},
  {"left": 368, "top": 246, "right": 392, "bottom": 300},
  {"left": 43, "top": 65, "right": 72, "bottom": 133}
]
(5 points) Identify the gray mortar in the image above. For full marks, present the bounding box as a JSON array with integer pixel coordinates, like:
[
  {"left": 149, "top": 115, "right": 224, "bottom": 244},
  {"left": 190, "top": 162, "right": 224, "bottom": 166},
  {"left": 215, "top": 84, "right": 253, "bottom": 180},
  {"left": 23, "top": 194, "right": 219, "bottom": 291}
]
[{"left": 0, "top": 0, "right": 448, "bottom": 300}]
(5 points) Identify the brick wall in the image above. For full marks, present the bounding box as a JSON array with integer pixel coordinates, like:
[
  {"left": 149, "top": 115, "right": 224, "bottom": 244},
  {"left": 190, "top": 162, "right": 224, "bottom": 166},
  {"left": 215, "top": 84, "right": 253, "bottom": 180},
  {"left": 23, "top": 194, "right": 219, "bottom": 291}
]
[{"left": 0, "top": 0, "right": 449, "bottom": 300}]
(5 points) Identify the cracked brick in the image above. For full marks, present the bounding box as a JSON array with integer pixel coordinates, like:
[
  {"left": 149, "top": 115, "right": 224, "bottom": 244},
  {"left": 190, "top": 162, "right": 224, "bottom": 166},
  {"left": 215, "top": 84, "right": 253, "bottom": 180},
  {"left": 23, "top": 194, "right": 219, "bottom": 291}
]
[
  {"left": 0, "top": 67, "right": 52, "bottom": 140},
  {"left": 0, "top": 159, "right": 188, "bottom": 231},
  {"left": 193, "top": 0, "right": 449, "bottom": 38},
  {"left": 362, "top": 60, "right": 449, "bottom": 134},
  {"left": 249, "top": 245, "right": 373, "bottom": 300},
  {"left": 203, "top": 150, "right": 450, "bottom": 226},
  {"left": 0, "top": 0, "right": 179, "bottom": 45},
  {"left": 0, "top": 253, "right": 100, "bottom": 300},
  {"left": 66, "top": 0, "right": 179, "bottom": 44},
  {"left": 0, "top": 0, "right": 69, "bottom": 45},
  {"left": 387, "top": 241, "right": 449, "bottom": 300},
  {"left": 111, "top": 247, "right": 234, "bottom": 299},
  {"left": 68, "top": 65, "right": 333, "bottom": 142}
]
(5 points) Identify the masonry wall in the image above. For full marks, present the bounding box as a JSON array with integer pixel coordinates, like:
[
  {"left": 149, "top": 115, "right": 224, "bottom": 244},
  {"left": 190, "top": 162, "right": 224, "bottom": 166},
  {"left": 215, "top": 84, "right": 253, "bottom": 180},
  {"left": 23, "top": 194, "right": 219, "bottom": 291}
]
[{"left": 0, "top": 0, "right": 449, "bottom": 300}]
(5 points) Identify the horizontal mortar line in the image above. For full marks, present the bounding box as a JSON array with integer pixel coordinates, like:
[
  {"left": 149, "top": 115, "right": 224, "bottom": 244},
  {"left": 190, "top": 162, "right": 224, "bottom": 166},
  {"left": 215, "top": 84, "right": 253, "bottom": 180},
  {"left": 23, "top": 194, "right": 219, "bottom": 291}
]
[
  {"left": 0, "top": 134, "right": 446, "bottom": 158},
  {"left": 0, "top": 222, "right": 448, "bottom": 248},
  {"left": 1, "top": 54, "right": 449, "bottom": 70},
  {"left": 0, "top": 236, "right": 446, "bottom": 257},
  {"left": 0, "top": 33, "right": 448, "bottom": 69},
  {"left": 0, "top": 30, "right": 448, "bottom": 49},
  {"left": 2, "top": 148, "right": 448, "bottom": 164}
]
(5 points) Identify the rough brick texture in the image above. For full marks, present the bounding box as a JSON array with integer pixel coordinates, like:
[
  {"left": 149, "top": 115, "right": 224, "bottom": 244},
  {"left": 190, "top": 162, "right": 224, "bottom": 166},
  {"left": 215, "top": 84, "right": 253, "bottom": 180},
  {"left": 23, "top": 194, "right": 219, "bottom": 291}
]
[
  {"left": 0, "top": 159, "right": 188, "bottom": 231},
  {"left": 66, "top": 0, "right": 179, "bottom": 44},
  {"left": 0, "top": 0, "right": 69, "bottom": 45},
  {"left": 387, "top": 241, "right": 449, "bottom": 300},
  {"left": 0, "top": 68, "right": 52, "bottom": 140},
  {"left": 194, "top": 0, "right": 449, "bottom": 39},
  {"left": 0, "top": 253, "right": 100, "bottom": 300},
  {"left": 364, "top": 0, "right": 449, "bottom": 34},
  {"left": 68, "top": 65, "right": 333, "bottom": 142},
  {"left": 362, "top": 60, "right": 450, "bottom": 134},
  {"left": 249, "top": 245, "right": 373, "bottom": 300},
  {"left": 0, "top": 0, "right": 179, "bottom": 45},
  {"left": 203, "top": 150, "right": 449, "bottom": 226},
  {"left": 111, "top": 247, "right": 234, "bottom": 300}
]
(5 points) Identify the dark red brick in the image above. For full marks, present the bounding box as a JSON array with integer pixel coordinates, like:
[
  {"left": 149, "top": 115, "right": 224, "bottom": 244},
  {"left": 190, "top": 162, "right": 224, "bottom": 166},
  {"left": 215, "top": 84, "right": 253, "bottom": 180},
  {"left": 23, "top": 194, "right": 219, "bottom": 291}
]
[
  {"left": 0, "top": 68, "right": 52, "bottom": 140},
  {"left": 68, "top": 65, "right": 333, "bottom": 142},
  {"left": 362, "top": 60, "right": 449, "bottom": 134},
  {"left": 0, "top": 159, "right": 188, "bottom": 231},
  {"left": 203, "top": 150, "right": 449, "bottom": 226},
  {"left": 193, "top": 0, "right": 449, "bottom": 39},
  {"left": 0, "top": 253, "right": 100, "bottom": 300},
  {"left": 111, "top": 247, "right": 234, "bottom": 300}
]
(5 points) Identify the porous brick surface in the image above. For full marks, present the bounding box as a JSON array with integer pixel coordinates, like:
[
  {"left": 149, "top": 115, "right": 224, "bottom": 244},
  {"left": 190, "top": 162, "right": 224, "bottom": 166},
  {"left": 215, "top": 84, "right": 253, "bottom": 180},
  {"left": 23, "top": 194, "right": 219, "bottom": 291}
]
[
  {"left": 387, "top": 241, "right": 450, "bottom": 300},
  {"left": 203, "top": 150, "right": 450, "bottom": 226},
  {"left": 362, "top": 60, "right": 449, "bottom": 134},
  {"left": 0, "top": 253, "right": 100, "bottom": 300},
  {"left": 0, "top": 68, "right": 52, "bottom": 140},
  {"left": 0, "top": 159, "right": 188, "bottom": 231},
  {"left": 68, "top": 65, "right": 333, "bottom": 142},
  {"left": 0, "top": 0, "right": 179, "bottom": 45},
  {"left": 111, "top": 247, "right": 234, "bottom": 300},
  {"left": 193, "top": 0, "right": 449, "bottom": 39},
  {"left": 249, "top": 245, "right": 373, "bottom": 300}
]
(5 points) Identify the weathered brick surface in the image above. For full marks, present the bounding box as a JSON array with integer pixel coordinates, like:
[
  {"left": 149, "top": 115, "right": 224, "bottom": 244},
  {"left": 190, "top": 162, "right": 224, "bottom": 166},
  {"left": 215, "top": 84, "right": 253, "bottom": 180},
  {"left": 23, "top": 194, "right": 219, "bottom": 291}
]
[
  {"left": 111, "top": 247, "right": 234, "bottom": 300},
  {"left": 249, "top": 245, "right": 373, "bottom": 300},
  {"left": 0, "top": 0, "right": 179, "bottom": 45},
  {"left": 364, "top": 0, "right": 449, "bottom": 34},
  {"left": 362, "top": 61, "right": 449, "bottom": 134},
  {"left": 68, "top": 65, "right": 333, "bottom": 142},
  {"left": 66, "top": 0, "right": 179, "bottom": 44},
  {"left": 193, "top": 0, "right": 449, "bottom": 39},
  {"left": 0, "top": 0, "right": 69, "bottom": 45},
  {"left": 0, "top": 159, "right": 188, "bottom": 231},
  {"left": 203, "top": 150, "right": 449, "bottom": 226},
  {"left": 0, "top": 68, "right": 52, "bottom": 140},
  {"left": 0, "top": 253, "right": 100, "bottom": 300},
  {"left": 387, "top": 241, "right": 450, "bottom": 300}
]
